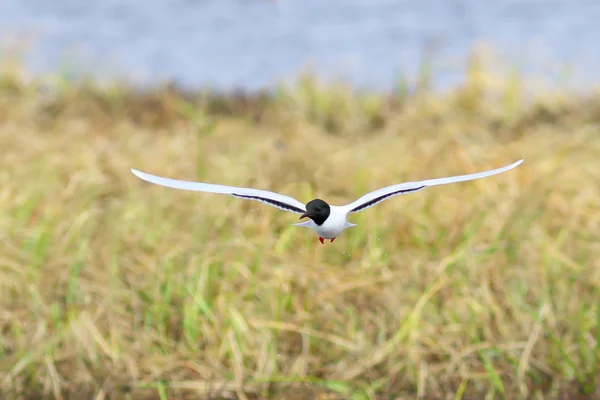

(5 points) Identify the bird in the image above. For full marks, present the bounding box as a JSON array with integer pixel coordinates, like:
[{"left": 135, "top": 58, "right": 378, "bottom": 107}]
[{"left": 130, "top": 159, "right": 523, "bottom": 244}]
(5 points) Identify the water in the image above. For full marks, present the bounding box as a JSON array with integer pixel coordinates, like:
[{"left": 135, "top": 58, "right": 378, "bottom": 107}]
[{"left": 1, "top": 0, "right": 599, "bottom": 91}]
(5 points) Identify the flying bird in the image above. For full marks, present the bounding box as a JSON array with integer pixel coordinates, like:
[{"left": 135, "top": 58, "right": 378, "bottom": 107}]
[{"left": 131, "top": 159, "right": 523, "bottom": 244}]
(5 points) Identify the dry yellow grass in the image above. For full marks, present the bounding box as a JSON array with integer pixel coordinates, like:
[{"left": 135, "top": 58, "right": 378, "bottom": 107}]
[{"left": 0, "top": 54, "right": 599, "bottom": 399}]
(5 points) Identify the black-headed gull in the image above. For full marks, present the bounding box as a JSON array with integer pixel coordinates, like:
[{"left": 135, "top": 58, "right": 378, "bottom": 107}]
[{"left": 131, "top": 159, "right": 522, "bottom": 244}]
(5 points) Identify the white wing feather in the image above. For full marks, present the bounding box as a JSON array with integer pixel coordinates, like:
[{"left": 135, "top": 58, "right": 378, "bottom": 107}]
[
  {"left": 342, "top": 159, "right": 523, "bottom": 213},
  {"left": 130, "top": 169, "right": 307, "bottom": 214}
]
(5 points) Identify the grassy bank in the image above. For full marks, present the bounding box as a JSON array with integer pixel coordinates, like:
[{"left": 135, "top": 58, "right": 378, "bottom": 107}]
[{"left": 1, "top": 55, "right": 599, "bottom": 399}]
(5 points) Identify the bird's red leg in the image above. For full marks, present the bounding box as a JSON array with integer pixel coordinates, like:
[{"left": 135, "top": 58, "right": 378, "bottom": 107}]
[
  {"left": 330, "top": 237, "right": 336, "bottom": 243},
  {"left": 319, "top": 237, "right": 325, "bottom": 244}
]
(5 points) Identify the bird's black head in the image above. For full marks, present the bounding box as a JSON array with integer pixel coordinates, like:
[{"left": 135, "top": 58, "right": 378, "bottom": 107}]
[{"left": 299, "top": 199, "right": 331, "bottom": 226}]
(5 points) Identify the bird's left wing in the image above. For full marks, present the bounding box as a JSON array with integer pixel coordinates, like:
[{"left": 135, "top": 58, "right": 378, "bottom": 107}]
[
  {"left": 340, "top": 159, "right": 523, "bottom": 213},
  {"left": 131, "top": 168, "right": 307, "bottom": 214}
]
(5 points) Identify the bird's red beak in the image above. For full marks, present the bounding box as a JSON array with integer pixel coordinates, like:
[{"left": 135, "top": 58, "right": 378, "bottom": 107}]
[{"left": 299, "top": 212, "right": 309, "bottom": 220}]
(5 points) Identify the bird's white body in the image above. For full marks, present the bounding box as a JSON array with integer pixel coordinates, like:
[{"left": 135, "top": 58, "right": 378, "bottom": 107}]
[
  {"left": 130, "top": 159, "right": 523, "bottom": 243},
  {"left": 293, "top": 208, "right": 357, "bottom": 239}
]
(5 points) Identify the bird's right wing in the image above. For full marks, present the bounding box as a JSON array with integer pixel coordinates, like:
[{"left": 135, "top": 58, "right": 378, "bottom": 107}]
[
  {"left": 341, "top": 159, "right": 523, "bottom": 213},
  {"left": 131, "top": 168, "right": 307, "bottom": 214}
]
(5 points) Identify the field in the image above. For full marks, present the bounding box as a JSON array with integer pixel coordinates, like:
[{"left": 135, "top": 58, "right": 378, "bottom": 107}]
[{"left": 1, "top": 52, "right": 599, "bottom": 399}]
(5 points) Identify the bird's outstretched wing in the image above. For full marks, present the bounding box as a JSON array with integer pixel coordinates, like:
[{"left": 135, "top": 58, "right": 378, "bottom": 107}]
[
  {"left": 130, "top": 169, "right": 307, "bottom": 214},
  {"left": 341, "top": 159, "right": 523, "bottom": 213}
]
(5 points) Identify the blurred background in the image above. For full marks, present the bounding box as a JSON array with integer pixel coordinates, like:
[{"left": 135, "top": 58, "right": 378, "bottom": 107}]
[
  {"left": 1, "top": 2, "right": 599, "bottom": 400},
  {"left": 2, "top": 0, "right": 600, "bottom": 90}
]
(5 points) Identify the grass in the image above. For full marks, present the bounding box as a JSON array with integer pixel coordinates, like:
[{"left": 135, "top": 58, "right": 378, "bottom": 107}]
[{"left": 0, "top": 50, "right": 599, "bottom": 399}]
